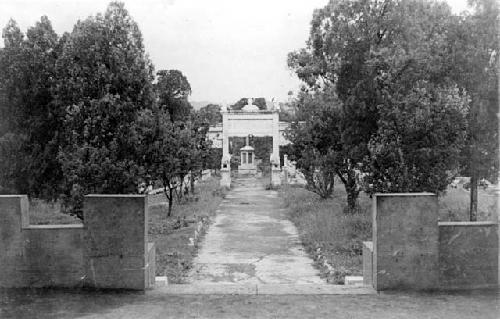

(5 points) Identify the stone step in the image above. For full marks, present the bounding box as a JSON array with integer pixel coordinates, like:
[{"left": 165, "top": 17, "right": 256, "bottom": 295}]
[
  {"left": 344, "top": 276, "right": 364, "bottom": 286},
  {"left": 155, "top": 276, "right": 168, "bottom": 288},
  {"left": 151, "top": 283, "right": 376, "bottom": 295}
]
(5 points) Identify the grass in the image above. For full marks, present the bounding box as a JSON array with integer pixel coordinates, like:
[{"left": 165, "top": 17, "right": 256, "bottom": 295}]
[
  {"left": 147, "top": 177, "right": 226, "bottom": 283},
  {"left": 27, "top": 177, "right": 226, "bottom": 283},
  {"left": 29, "top": 199, "right": 81, "bottom": 225},
  {"left": 438, "top": 187, "right": 497, "bottom": 221},
  {"left": 280, "top": 182, "right": 498, "bottom": 284}
]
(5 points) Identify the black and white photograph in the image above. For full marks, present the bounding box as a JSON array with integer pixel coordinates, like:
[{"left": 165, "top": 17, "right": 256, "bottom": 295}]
[{"left": 0, "top": 0, "right": 498, "bottom": 318}]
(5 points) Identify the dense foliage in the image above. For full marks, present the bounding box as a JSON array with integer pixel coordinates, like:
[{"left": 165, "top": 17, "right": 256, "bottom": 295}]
[
  {"left": 0, "top": 2, "right": 213, "bottom": 219},
  {"left": 288, "top": 0, "right": 497, "bottom": 217}
]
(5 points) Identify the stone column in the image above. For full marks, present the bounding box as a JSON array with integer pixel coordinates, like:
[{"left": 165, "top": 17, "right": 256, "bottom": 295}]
[
  {"left": 372, "top": 193, "right": 439, "bottom": 290},
  {"left": 83, "top": 195, "right": 154, "bottom": 290},
  {"left": 220, "top": 111, "right": 231, "bottom": 188},
  {"left": 0, "top": 195, "right": 29, "bottom": 288},
  {"left": 222, "top": 113, "right": 229, "bottom": 159},
  {"left": 270, "top": 111, "right": 281, "bottom": 187}
]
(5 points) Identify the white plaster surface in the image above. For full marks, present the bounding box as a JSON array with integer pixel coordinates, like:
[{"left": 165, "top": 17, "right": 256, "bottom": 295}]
[{"left": 188, "top": 177, "right": 325, "bottom": 285}]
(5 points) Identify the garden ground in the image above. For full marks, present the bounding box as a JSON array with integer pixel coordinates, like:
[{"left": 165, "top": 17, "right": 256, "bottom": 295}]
[
  {"left": 0, "top": 287, "right": 498, "bottom": 319},
  {"left": 280, "top": 180, "right": 498, "bottom": 283},
  {"left": 28, "top": 177, "right": 227, "bottom": 283}
]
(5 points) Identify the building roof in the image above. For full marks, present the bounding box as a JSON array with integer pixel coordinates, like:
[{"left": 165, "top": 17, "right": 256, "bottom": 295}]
[{"left": 240, "top": 145, "right": 255, "bottom": 151}]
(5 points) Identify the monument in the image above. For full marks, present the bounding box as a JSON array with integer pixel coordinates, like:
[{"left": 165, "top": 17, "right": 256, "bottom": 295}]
[
  {"left": 242, "top": 98, "right": 260, "bottom": 112},
  {"left": 220, "top": 97, "right": 281, "bottom": 188},
  {"left": 238, "top": 135, "right": 257, "bottom": 175}
]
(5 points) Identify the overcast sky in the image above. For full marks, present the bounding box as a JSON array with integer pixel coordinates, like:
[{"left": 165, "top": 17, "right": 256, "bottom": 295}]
[{"left": 0, "top": 0, "right": 470, "bottom": 103}]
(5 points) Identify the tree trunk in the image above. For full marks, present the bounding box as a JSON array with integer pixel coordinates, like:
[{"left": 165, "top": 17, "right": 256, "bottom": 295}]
[
  {"left": 469, "top": 94, "right": 479, "bottom": 222},
  {"left": 336, "top": 169, "right": 359, "bottom": 213},
  {"left": 346, "top": 171, "right": 360, "bottom": 212},
  {"left": 168, "top": 187, "right": 174, "bottom": 217},
  {"left": 190, "top": 171, "right": 196, "bottom": 194},
  {"left": 469, "top": 171, "right": 478, "bottom": 221},
  {"left": 176, "top": 176, "right": 184, "bottom": 201}
]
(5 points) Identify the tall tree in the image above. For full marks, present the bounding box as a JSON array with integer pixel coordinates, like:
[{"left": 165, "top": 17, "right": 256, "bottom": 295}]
[
  {"left": 55, "top": 2, "right": 155, "bottom": 217},
  {"left": 0, "top": 17, "right": 64, "bottom": 198},
  {"left": 287, "top": 0, "right": 397, "bottom": 206},
  {"left": 0, "top": 19, "right": 27, "bottom": 194},
  {"left": 446, "top": 0, "right": 499, "bottom": 220},
  {"left": 289, "top": 0, "right": 470, "bottom": 208}
]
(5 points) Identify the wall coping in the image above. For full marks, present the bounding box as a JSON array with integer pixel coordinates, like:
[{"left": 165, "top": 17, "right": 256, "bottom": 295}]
[
  {"left": 438, "top": 221, "right": 498, "bottom": 227},
  {"left": 0, "top": 195, "right": 28, "bottom": 198},
  {"left": 24, "top": 224, "right": 84, "bottom": 230},
  {"left": 85, "top": 194, "right": 146, "bottom": 198},
  {"left": 374, "top": 192, "right": 435, "bottom": 197},
  {"left": 363, "top": 241, "right": 373, "bottom": 250}
]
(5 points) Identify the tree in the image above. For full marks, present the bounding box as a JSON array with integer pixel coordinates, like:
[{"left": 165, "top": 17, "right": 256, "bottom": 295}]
[
  {"left": 138, "top": 108, "right": 205, "bottom": 216},
  {"left": 188, "top": 111, "right": 214, "bottom": 193},
  {"left": 289, "top": 0, "right": 470, "bottom": 209},
  {"left": 287, "top": 0, "right": 395, "bottom": 207},
  {"left": 138, "top": 109, "right": 179, "bottom": 216},
  {"left": 366, "top": 84, "right": 469, "bottom": 194},
  {"left": 55, "top": 2, "right": 155, "bottom": 218},
  {"left": 156, "top": 69, "right": 192, "bottom": 122},
  {"left": 286, "top": 87, "right": 343, "bottom": 199},
  {"left": 0, "top": 19, "right": 27, "bottom": 194},
  {"left": 197, "top": 103, "right": 222, "bottom": 126},
  {"left": 0, "top": 17, "right": 64, "bottom": 198},
  {"left": 445, "top": 0, "right": 499, "bottom": 220}
]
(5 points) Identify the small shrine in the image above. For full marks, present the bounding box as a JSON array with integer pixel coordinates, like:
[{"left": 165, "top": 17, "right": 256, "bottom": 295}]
[{"left": 238, "top": 136, "right": 257, "bottom": 174}]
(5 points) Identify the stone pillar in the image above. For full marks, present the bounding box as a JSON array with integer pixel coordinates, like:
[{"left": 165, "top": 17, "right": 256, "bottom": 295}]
[
  {"left": 270, "top": 111, "right": 281, "bottom": 187},
  {"left": 283, "top": 155, "right": 289, "bottom": 184},
  {"left": 362, "top": 241, "right": 373, "bottom": 286},
  {"left": 221, "top": 111, "right": 231, "bottom": 188},
  {"left": 372, "top": 193, "right": 439, "bottom": 290},
  {"left": 271, "top": 112, "right": 280, "bottom": 163},
  {"left": 0, "top": 195, "right": 29, "bottom": 288},
  {"left": 83, "top": 195, "right": 154, "bottom": 290}
]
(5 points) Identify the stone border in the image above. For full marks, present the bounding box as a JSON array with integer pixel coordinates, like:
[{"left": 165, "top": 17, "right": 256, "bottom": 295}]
[{"left": 152, "top": 284, "right": 376, "bottom": 295}]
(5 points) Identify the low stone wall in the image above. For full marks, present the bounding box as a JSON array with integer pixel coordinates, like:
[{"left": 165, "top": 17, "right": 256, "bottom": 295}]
[
  {"left": 364, "top": 193, "right": 499, "bottom": 291},
  {"left": 439, "top": 221, "right": 498, "bottom": 289},
  {"left": 0, "top": 195, "right": 155, "bottom": 290},
  {"left": 23, "top": 225, "right": 85, "bottom": 288}
]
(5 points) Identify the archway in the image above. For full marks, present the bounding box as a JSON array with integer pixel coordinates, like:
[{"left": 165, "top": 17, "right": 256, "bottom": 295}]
[{"left": 220, "top": 98, "right": 281, "bottom": 188}]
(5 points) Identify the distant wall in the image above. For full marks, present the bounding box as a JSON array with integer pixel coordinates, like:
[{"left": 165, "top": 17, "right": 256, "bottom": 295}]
[
  {"left": 0, "top": 195, "right": 155, "bottom": 290},
  {"left": 364, "top": 193, "right": 499, "bottom": 291},
  {"left": 439, "top": 221, "right": 498, "bottom": 289}
]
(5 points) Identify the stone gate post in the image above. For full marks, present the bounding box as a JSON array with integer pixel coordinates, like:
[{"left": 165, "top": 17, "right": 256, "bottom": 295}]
[
  {"left": 83, "top": 195, "right": 155, "bottom": 290},
  {"left": 372, "top": 193, "right": 439, "bottom": 290}
]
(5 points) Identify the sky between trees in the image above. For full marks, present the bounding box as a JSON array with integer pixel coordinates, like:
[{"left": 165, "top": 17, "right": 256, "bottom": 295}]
[{"left": 0, "top": 0, "right": 470, "bottom": 103}]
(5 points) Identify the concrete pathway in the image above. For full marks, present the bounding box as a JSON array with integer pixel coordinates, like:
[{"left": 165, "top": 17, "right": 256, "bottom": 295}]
[{"left": 187, "top": 176, "right": 325, "bottom": 285}]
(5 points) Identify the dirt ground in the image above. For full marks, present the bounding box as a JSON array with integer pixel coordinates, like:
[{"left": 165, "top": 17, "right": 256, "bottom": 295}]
[{"left": 0, "top": 288, "right": 498, "bottom": 319}]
